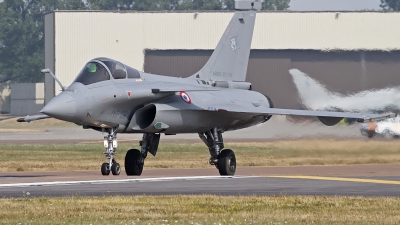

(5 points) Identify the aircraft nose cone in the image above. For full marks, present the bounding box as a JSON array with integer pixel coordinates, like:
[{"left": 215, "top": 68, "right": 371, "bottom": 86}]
[{"left": 40, "top": 93, "right": 76, "bottom": 120}]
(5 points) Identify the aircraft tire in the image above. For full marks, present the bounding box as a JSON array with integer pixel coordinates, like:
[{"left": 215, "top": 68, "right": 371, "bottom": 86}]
[
  {"left": 111, "top": 162, "right": 121, "bottom": 175},
  {"left": 217, "top": 149, "right": 236, "bottom": 176},
  {"left": 101, "top": 163, "right": 110, "bottom": 176},
  {"left": 125, "top": 149, "right": 143, "bottom": 176}
]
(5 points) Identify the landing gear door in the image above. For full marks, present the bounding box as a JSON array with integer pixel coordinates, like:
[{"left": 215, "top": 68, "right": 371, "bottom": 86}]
[{"left": 148, "top": 133, "right": 160, "bottom": 156}]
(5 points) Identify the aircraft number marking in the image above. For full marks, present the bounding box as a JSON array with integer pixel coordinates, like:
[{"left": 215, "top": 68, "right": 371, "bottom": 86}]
[{"left": 213, "top": 71, "right": 233, "bottom": 78}]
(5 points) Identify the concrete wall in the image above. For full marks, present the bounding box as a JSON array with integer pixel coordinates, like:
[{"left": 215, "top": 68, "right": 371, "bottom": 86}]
[{"left": 10, "top": 83, "right": 44, "bottom": 116}]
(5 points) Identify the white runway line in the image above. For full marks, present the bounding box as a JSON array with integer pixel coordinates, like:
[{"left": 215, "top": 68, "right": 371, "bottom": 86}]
[{"left": 0, "top": 175, "right": 258, "bottom": 188}]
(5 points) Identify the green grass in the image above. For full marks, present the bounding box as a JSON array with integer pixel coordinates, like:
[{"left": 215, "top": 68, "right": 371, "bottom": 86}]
[
  {"left": 1, "top": 139, "right": 400, "bottom": 171},
  {"left": 1, "top": 195, "right": 400, "bottom": 224}
]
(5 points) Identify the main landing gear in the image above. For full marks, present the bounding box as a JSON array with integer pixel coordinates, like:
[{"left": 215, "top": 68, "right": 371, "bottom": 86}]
[
  {"left": 125, "top": 133, "right": 160, "bottom": 176},
  {"left": 199, "top": 128, "right": 236, "bottom": 176},
  {"left": 101, "top": 128, "right": 121, "bottom": 176}
]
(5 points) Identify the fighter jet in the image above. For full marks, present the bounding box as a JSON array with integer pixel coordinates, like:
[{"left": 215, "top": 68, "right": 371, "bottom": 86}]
[{"left": 18, "top": 0, "right": 394, "bottom": 176}]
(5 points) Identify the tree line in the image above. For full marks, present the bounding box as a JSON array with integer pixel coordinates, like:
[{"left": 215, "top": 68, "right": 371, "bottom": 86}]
[{"left": 0, "top": 0, "right": 289, "bottom": 83}]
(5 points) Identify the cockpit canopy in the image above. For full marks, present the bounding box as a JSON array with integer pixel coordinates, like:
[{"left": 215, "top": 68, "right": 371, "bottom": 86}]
[{"left": 74, "top": 58, "right": 141, "bottom": 85}]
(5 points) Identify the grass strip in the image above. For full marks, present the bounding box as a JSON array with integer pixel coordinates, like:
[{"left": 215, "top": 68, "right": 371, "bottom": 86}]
[
  {"left": 1, "top": 195, "right": 399, "bottom": 224},
  {"left": 1, "top": 140, "right": 400, "bottom": 172}
]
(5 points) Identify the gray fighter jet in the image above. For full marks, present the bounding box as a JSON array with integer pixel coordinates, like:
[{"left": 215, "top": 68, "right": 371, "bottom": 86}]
[{"left": 18, "top": 0, "right": 394, "bottom": 176}]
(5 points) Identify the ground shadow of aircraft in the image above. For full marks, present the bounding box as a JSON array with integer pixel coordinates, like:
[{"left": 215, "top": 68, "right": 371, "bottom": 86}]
[{"left": 18, "top": 1, "right": 394, "bottom": 177}]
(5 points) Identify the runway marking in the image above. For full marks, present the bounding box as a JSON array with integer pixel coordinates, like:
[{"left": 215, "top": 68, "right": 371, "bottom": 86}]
[
  {"left": 0, "top": 176, "right": 255, "bottom": 188},
  {"left": 268, "top": 176, "right": 400, "bottom": 185}
]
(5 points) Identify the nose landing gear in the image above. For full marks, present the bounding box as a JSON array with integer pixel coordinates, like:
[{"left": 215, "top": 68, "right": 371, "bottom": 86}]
[{"left": 101, "top": 128, "right": 121, "bottom": 176}]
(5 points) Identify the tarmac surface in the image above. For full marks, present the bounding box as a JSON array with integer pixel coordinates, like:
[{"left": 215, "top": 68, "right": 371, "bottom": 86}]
[
  {"left": 1, "top": 165, "right": 400, "bottom": 198},
  {"left": 1, "top": 116, "right": 399, "bottom": 198}
]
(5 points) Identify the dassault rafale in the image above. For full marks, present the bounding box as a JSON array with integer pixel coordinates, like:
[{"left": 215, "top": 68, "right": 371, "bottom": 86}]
[{"left": 18, "top": 0, "right": 394, "bottom": 176}]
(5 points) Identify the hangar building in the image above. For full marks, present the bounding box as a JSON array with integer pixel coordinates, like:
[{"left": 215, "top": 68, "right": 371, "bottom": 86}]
[{"left": 44, "top": 11, "right": 400, "bottom": 109}]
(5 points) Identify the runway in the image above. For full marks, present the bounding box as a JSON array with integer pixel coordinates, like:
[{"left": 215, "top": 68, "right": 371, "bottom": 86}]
[{"left": 1, "top": 165, "right": 400, "bottom": 198}]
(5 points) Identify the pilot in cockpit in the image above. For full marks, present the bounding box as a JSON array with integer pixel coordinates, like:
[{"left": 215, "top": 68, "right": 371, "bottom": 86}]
[
  {"left": 74, "top": 62, "right": 110, "bottom": 85},
  {"left": 86, "top": 62, "right": 108, "bottom": 77}
]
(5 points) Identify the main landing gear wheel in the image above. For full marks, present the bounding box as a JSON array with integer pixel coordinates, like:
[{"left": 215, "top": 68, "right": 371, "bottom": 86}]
[
  {"left": 217, "top": 149, "right": 236, "bottom": 176},
  {"left": 199, "top": 128, "right": 237, "bottom": 176},
  {"left": 125, "top": 149, "right": 143, "bottom": 176},
  {"left": 101, "top": 163, "right": 110, "bottom": 176},
  {"left": 111, "top": 163, "right": 121, "bottom": 175}
]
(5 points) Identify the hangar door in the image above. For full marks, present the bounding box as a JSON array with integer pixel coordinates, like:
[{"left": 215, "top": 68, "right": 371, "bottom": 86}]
[{"left": 144, "top": 50, "right": 400, "bottom": 109}]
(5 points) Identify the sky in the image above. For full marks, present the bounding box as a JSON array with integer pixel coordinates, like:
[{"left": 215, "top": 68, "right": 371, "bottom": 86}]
[{"left": 289, "top": 0, "right": 382, "bottom": 11}]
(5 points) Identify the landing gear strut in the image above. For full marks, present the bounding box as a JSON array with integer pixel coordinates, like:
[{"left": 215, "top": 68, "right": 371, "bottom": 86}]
[
  {"left": 101, "top": 128, "right": 121, "bottom": 176},
  {"left": 125, "top": 133, "right": 160, "bottom": 176},
  {"left": 199, "top": 128, "right": 236, "bottom": 176}
]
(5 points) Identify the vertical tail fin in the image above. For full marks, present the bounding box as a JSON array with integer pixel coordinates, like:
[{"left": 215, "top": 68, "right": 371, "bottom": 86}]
[{"left": 189, "top": 9, "right": 257, "bottom": 82}]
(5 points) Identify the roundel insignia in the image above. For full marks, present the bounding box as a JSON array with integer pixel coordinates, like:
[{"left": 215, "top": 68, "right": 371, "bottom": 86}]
[{"left": 179, "top": 91, "right": 191, "bottom": 104}]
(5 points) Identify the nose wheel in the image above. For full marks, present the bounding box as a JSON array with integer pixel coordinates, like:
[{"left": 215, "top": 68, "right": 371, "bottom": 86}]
[
  {"left": 101, "top": 162, "right": 121, "bottom": 175},
  {"left": 101, "top": 163, "right": 110, "bottom": 175}
]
